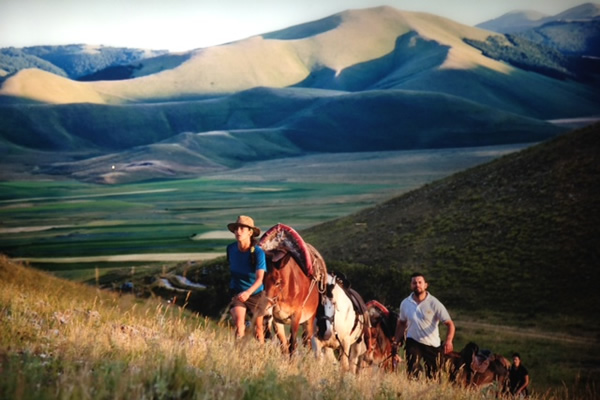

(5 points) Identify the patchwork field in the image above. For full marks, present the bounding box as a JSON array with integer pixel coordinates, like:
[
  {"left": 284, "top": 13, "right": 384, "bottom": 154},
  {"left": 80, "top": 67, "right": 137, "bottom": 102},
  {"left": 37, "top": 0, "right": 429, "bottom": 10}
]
[{"left": 0, "top": 144, "right": 527, "bottom": 276}]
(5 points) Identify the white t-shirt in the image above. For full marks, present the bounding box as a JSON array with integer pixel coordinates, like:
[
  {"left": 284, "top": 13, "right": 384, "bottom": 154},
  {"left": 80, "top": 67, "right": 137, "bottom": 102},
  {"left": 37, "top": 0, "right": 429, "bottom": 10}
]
[{"left": 399, "top": 292, "right": 451, "bottom": 347}]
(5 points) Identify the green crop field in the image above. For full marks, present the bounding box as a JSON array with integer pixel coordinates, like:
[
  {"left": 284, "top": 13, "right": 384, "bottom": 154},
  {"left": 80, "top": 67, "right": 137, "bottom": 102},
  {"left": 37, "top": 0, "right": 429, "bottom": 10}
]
[{"left": 0, "top": 144, "right": 527, "bottom": 276}]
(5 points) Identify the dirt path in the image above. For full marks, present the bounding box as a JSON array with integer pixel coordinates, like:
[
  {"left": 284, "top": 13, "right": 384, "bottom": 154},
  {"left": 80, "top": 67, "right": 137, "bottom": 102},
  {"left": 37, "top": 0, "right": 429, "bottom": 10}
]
[{"left": 457, "top": 320, "right": 598, "bottom": 345}]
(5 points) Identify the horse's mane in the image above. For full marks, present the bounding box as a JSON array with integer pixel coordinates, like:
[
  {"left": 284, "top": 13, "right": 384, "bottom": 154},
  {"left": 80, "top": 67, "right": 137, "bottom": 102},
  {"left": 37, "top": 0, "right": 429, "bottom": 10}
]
[
  {"left": 366, "top": 300, "right": 398, "bottom": 339},
  {"left": 259, "top": 223, "right": 315, "bottom": 277}
]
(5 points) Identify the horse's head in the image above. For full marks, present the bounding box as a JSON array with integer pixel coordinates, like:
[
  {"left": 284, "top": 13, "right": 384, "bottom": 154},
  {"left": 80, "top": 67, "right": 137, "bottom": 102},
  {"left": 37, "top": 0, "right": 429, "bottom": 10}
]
[
  {"left": 462, "top": 341, "right": 479, "bottom": 364},
  {"left": 263, "top": 252, "right": 289, "bottom": 307},
  {"left": 316, "top": 274, "right": 337, "bottom": 341}
]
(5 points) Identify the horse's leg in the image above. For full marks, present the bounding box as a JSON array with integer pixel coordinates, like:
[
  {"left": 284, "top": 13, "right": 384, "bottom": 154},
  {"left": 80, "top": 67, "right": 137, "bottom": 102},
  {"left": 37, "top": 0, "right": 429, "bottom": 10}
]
[
  {"left": 337, "top": 338, "right": 352, "bottom": 371},
  {"left": 349, "top": 340, "right": 367, "bottom": 374},
  {"left": 273, "top": 321, "right": 288, "bottom": 353},
  {"left": 288, "top": 315, "right": 302, "bottom": 354},
  {"left": 302, "top": 316, "right": 316, "bottom": 348},
  {"left": 311, "top": 335, "right": 325, "bottom": 361},
  {"left": 323, "top": 347, "right": 337, "bottom": 363}
]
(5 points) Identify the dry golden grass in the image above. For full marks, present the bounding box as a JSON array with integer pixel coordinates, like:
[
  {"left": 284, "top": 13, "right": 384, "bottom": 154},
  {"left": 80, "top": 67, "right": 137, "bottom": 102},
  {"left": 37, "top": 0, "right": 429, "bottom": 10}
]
[{"left": 0, "top": 255, "right": 586, "bottom": 399}]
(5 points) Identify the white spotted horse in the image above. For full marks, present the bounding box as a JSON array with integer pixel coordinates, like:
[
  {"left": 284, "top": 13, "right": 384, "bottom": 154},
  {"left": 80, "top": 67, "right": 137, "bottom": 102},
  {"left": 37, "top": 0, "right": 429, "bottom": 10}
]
[{"left": 312, "top": 272, "right": 372, "bottom": 373}]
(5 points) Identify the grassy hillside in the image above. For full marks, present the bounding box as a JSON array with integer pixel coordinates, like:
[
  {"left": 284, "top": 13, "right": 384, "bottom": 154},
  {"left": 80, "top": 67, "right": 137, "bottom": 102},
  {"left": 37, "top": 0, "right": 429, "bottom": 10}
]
[
  {"left": 0, "top": 256, "right": 547, "bottom": 399},
  {"left": 0, "top": 87, "right": 565, "bottom": 183},
  {"left": 1, "top": 252, "right": 598, "bottom": 398},
  {"left": 517, "top": 20, "right": 600, "bottom": 57},
  {"left": 62, "top": 125, "right": 599, "bottom": 394},
  {"left": 301, "top": 123, "right": 600, "bottom": 331}
]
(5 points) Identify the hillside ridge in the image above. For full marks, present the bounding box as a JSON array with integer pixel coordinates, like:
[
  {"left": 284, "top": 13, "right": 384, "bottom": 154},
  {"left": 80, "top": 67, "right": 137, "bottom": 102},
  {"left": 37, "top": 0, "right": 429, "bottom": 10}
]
[{"left": 302, "top": 123, "right": 600, "bottom": 323}]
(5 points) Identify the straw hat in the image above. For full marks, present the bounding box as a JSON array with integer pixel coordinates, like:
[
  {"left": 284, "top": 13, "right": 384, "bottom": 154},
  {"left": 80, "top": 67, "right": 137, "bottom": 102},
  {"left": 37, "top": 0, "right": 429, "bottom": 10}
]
[{"left": 227, "top": 215, "right": 261, "bottom": 237}]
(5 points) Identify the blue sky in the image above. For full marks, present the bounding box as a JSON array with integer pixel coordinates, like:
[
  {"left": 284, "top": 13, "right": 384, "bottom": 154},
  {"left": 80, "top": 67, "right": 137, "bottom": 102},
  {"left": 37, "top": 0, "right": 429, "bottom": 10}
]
[{"left": 0, "top": 0, "right": 594, "bottom": 51}]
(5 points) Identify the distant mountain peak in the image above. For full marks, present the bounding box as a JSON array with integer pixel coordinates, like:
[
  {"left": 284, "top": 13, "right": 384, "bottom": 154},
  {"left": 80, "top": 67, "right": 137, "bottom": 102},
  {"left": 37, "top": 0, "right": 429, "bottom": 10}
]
[
  {"left": 504, "top": 9, "right": 548, "bottom": 20},
  {"left": 553, "top": 2, "right": 600, "bottom": 19},
  {"left": 477, "top": 2, "right": 600, "bottom": 33}
]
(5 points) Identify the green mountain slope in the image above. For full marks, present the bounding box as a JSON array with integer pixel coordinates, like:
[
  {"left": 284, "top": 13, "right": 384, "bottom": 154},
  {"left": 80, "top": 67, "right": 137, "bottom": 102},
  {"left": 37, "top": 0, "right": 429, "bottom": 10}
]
[
  {"left": 0, "top": 88, "right": 565, "bottom": 183},
  {"left": 301, "top": 123, "right": 600, "bottom": 327}
]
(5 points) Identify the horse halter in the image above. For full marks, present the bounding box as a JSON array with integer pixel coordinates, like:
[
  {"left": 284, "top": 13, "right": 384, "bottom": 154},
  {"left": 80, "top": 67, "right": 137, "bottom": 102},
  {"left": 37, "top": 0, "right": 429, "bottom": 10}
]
[
  {"left": 265, "top": 280, "right": 281, "bottom": 308},
  {"left": 318, "top": 283, "right": 336, "bottom": 321},
  {"left": 316, "top": 277, "right": 337, "bottom": 339}
]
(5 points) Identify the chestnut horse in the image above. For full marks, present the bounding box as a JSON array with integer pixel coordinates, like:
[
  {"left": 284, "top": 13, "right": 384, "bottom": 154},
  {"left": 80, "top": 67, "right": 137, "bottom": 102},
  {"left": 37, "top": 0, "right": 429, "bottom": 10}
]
[
  {"left": 446, "top": 342, "right": 510, "bottom": 394},
  {"left": 256, "top": 224, "right": 327, "bottom": 354}
]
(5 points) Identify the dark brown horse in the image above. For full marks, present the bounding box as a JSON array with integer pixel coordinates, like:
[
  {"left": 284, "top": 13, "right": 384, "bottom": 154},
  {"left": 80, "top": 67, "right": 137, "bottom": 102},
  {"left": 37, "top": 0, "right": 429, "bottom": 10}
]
[
  {"left": 446, "top": 342, "right": 510, "bottom": 394},
  {"left": 364, "top": 300, "right": 401, "bottom": 371},
  {"left": 256, "top": 224, "right": 327, "bottom": 354}
]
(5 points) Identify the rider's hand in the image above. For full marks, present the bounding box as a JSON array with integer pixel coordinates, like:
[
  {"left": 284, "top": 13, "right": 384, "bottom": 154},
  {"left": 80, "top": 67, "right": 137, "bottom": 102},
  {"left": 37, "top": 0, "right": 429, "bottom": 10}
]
[{"left": 238, "top": 291, "right": 249, "bottom": 302}]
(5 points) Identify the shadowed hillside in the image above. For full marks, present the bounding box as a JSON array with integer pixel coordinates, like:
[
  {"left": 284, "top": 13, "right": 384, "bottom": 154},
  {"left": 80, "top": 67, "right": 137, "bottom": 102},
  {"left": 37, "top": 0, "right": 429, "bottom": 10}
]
[
  {"left": 301, "top": 123, "right": 600, "bottom": 330},
  {"left": 0, "top": 87, "right": 565, "bottom": 183}
]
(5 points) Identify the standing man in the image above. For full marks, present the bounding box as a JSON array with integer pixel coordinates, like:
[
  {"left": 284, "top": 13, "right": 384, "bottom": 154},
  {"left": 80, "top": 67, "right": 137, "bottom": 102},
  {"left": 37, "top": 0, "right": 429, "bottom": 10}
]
[
  {"left": 393, "top": 272, "right": 455, "bottom": 380},
  {"left": 227, "top": 215, "right": 267, "bottom": 342}
]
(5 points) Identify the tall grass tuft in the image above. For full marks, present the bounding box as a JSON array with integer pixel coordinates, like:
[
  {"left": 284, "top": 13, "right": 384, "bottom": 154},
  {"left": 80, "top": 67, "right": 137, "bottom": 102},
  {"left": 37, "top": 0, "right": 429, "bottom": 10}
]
[{"left": 0, "top": 256, "right": 595, "bottom": 399}]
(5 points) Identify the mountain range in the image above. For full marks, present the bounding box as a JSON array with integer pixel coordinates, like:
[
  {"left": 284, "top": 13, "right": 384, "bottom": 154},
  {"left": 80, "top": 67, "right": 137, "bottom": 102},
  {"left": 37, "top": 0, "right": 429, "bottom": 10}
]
[
  {"left": 1, "top": 4, "right": 599, "bottom": 184},
  {"left": 476, "top": 2, "right": 600, "bottom": 33}
]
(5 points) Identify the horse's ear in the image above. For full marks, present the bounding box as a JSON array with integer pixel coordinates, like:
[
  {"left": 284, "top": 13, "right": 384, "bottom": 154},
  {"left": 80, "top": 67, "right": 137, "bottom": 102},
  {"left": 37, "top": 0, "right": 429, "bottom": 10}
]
[
  {"left": 270, "top": 253, "right": 292, "bottom": 271},
  {"left": 335, "top": 271, "right": 351, "bottom": 289}
]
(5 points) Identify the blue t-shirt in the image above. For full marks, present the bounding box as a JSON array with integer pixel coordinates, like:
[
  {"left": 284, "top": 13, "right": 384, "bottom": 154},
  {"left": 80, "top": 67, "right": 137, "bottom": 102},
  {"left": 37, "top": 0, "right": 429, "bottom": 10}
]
[{"left": 227, "top": 243, "right": 267, "bottom": 295}]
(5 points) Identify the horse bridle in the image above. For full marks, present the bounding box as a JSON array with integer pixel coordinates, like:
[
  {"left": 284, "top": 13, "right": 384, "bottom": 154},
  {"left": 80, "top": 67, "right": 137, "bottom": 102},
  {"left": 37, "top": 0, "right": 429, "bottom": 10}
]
[
  {"left": 265, "top": 256, "right": 321, "bottom": 315},
  {"left": 317, "top": 280, "right": 336, "bottom": 326}
]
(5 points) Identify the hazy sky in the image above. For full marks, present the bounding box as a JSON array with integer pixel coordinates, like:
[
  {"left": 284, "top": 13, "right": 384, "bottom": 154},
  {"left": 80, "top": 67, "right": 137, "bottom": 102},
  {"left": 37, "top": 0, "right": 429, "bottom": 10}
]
[{"left": 0, "top": 0, "right": 594, "bottom": 51}]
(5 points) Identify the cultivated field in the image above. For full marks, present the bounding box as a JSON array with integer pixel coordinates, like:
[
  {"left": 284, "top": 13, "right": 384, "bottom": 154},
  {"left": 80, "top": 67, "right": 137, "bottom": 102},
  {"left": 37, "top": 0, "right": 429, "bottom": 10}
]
[{"left": 0, "top": 144, "right": 526, "bottom": 276}]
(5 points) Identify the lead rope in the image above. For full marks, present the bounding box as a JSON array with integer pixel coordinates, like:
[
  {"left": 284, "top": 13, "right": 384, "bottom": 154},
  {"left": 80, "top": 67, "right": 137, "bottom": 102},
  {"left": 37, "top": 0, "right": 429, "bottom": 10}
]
[
  {"left": 300, "top": 277, "right": 318, "bottom": 311},
  {"left": 301, "top": 249, "right": 328, "bottom": 312}
]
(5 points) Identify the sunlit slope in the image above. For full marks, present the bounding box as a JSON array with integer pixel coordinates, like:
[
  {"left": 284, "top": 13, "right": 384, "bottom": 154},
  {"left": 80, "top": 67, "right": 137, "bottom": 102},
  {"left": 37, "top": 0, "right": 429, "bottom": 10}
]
[
  {"left": 0, "top": 69, "right": 109, "bottom": 104},
  {"left": 0, "top": 7, "right": 582, "bottom": 109},
  {"left": 302, "top": 122, "right": 600, "bottom": 318}
]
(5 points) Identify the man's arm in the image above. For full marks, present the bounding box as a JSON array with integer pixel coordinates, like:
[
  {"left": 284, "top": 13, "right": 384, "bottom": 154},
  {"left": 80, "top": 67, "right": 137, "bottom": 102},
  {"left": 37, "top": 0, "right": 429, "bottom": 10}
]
[
  {"left": 394, "top": 318, "right": 407, "bottom": 345},
  {"left": 516, "top": 374, "right": 530, "bottom": 395},
  {"left": 443, "top": 319, "right": 455, "bottom": 354}
]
